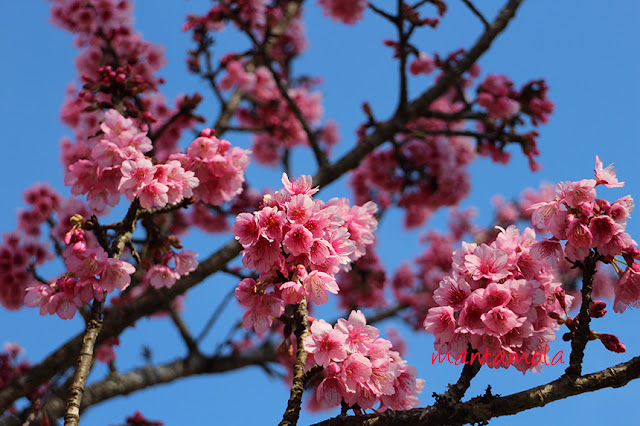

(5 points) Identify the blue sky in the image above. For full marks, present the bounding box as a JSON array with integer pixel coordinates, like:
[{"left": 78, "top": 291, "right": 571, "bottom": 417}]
[{"left": 1, "top": 1, "right": 639, "bottom": 425}]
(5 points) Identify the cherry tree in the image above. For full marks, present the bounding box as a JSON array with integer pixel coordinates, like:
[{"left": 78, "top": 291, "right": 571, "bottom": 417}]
[{"left": 1, "top": 1, "right": 639, "bottom": 425}]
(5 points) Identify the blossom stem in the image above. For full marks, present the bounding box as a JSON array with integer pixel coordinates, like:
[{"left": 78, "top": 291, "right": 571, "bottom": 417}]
[{"left": 280, "top": 299, "right": 310, "bottom": 426}]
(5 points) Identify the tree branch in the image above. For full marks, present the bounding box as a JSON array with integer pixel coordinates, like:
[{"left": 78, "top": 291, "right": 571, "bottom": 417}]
[
  {"left": 280, "top": 299, "right": 310, "bottom": 426},
  {"left": 213, "top": 0, "right": 304, "bottom": 135},
  {"left": 24, "top": 343, "right": 279, "bottom": 422},
  {"left": 313, "top": 0, "right": 525, "bottom": 188},
  {"left": 169, "top": 307, "right": 200, "bottom": 355},
  {"left": 565, "top": 251, "right": 597, "bottom": 377},
  {"left": 63, "top": 299, "right": 104, "bottom": 426},
  {"left": 442, "top": 347, "right": 482, "bottom": 402},
  {"left": 312, "top": 355, "right": 640, "bottom": 425},
  {"left": 460, "top": 0, "right": 490, "bottom": 29}
]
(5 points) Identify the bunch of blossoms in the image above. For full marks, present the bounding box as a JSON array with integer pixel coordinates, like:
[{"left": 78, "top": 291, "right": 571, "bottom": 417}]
[
  {"left": 0, "top": 343, "right": 40, "bottom": 415},
  {"left": 24, "top": 227, "right": 135, "bottom": 320},
  {"left": 475, "top": 78, "right": 553, "bottom": 171},
  {"left": 232, "top": 174, "right": 378, "bottom": 335},
  {"left": 140, "top": 243, "right": 199, "bottom": 291},
  {"left": 335, "top": 251, "right": 387, "bottom": 310},
  {"left": 0, "top": 183, "right": 100, "bottom": 311},
  {"left": 424, "top": 224, "right": 569, "bottom": 373},
  {"left": 492, "top": 183, "right": 617, "bottom": 303},
  {"left": 65, "top": 109, "right": 250, "bottom": 214},
  {"left": 184, "top": 1, "right": 308, "bottom": 61},
  {"left": 65, "top": 109, "right": 196, "bottom": 213},
  {"left": 220, "top": 62, "right": 336, "bottom": 165},
  {"left": 52, "top": 0, "right": 203, "bottom": 188},
  {"left": 391, "top": 209, "right": 477, "bottom": 330},
  {"left": 350, "top": 97, "right": 476, "bottom": 229},
  {"left": 476, "top": 74, "right": 521, "bottom": 120},
  {"left": 304, "top": 310, "right": 424, "bottom": 411},
  {"left": 51, "top": 0, "right": 172, "bottom": 139},
  {"left": 317, "top": 0, "right": 368, "bottom": 25},
  {"left": 50, "top": 0, "right": 165, "bottom": 90},
  {"left": 529, "top": 156, "right": 640, "bottom": 314},
  {"left": 0, "top": 184, "right": 60, "bottom": 310}
]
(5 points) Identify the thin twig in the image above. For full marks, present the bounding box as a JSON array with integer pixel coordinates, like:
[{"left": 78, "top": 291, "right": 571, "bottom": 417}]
[
  {"left": 461, "top": 0, "right": 490, "bottom": 28},
  {"left": 169, "top": 307, "right": 200, "bottom": 355},
  {"left": 196, "top": 285, "right": 238, "bottom": 343},
  {"left": 368, "top": 2, "right": 395, "bottom": 21}
]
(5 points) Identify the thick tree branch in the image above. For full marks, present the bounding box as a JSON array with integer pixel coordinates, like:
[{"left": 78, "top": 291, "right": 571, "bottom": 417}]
[
  {"left": 312, "top": 355, "right": 640, "bottom": 426},
  {"left": 26, "top": 343, "right": 279, "bottom": 422},
  {"left": 0, "top": 239, "right": 242, "bottom": 414}
]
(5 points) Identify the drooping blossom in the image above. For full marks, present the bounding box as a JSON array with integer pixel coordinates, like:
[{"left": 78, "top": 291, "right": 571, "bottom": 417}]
[{"left": 305, "top": 311, "right": 424, "bottom": 412}]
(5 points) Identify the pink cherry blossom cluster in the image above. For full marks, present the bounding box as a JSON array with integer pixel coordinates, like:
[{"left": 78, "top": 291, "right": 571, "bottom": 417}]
[
  {"left": 529, "top": 156, "right": 639, "bottom": 313},
  {"left": 183, "top": 0, "right": 269, "bottom": 34},
  {"left": 65, "top": 109, "right": 250, "bottom": 214},
  {"left": 317, "top": 0, "right": 368, "bottom": 25},
  {"left": 386, "top": 44, "right": 553, "bottom": 174},
  {"left": 184, "top": 1, "right": 308, "bottom": 71},
  {"left": 24, "top": 228, "right": 135, "bottom": 319},
  {"left": 51, "top": 0, "right": 203, "bottom": 174},
  {"left": 0, "top": 343, "right": 37, "bottom": 414},
  {"left": 350, "top": 99, "right": 476, "bottom": 228},
  {"left": 476, "top": 74, "right": 521, "bottom": 120},
  {"left": 142, "top": 249, "right": 199, "bottom": 290},
  {"left": 51, "top": 0, "right": 167, "bottom": 113},
  {"left": 336, "top": 251, "right": 387, "bottom": 310},
  {"left": 219, "top": 61, "right": 336, "bottom": 165},
  {"left": 233, "top": 174, "right": 378, "bottom": 335},
  {"left": 0, "top": 184, "right": 67, "bottom": 310},
  {"left": 0, "top": 233, "right": 52, "bottom": 311},
  {"left": 64, "top": 109, "right": 196, "bottom": 213},
  {"left": 491, "top": 183, "right": 618, "bottom": 304},
  {"left": 49, "top": 0, "right": 165, "bottom": 88},
  {"left": 409, "top": 52, "right": 436, "bottom": 76},
  {"left": 393, "top": 231, "right": 458, "bottom": 328},
  {"left": 304, "top": 310, "right": 424, "bottom": 411},
  {"left": 169, "top": 128, "right": 250, "bottom": 206},
  {"left": 424, "top": 225, "right": 569, "bottom": 373},
  {"left": 476, "top": 75, "right": 554, "bottom": 125},
  {"left": 0, "top": 183, "right": 103, "bottom": 311}
]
